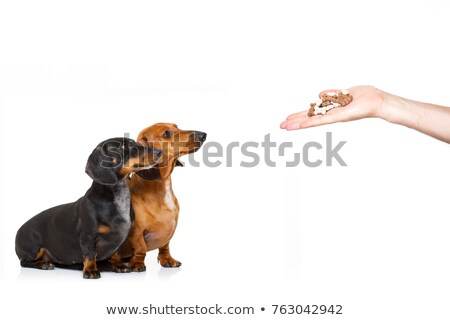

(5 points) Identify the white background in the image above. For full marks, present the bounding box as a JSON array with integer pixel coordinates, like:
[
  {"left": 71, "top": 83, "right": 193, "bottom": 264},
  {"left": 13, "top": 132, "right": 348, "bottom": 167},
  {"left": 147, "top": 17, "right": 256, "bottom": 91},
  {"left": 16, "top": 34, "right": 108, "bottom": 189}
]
[{"left": 1, "top": 0, "right": 450, "bottom": 319}]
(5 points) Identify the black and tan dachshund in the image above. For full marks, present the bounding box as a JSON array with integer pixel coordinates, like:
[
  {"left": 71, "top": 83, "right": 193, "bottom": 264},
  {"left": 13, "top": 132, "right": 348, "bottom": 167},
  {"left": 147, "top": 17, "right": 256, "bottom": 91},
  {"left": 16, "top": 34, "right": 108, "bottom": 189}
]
[{"left": 15, "top": 137, "right": 162, "bottom": 279}]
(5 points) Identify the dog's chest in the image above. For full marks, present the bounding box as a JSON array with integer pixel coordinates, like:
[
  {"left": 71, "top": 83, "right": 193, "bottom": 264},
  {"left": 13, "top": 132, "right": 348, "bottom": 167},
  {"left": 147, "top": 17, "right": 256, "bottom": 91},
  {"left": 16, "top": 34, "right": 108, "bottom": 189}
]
[
  {"left": 162, "top": 181, "right": 177, "bottom": 211},
  {"left": 95, "top": 185, "right": 132, "bottom": 260},
  {"left": 142, "top": 189, "right": 179, "bottom": 251},
  {"left": 113, "top": 186, "right": 132, "bottom": 229}
]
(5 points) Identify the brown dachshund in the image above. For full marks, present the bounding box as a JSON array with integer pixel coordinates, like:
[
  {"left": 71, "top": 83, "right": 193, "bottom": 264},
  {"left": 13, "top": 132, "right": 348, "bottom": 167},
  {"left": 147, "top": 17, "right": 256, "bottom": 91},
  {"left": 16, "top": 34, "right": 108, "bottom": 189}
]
[{"left": 116, "top": 123, "right": 206, "bottom": 271}]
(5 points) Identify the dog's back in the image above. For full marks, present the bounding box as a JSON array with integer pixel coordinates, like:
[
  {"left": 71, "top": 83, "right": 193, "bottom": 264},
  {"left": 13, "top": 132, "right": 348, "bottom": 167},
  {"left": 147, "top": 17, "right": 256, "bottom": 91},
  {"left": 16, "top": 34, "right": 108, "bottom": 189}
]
[{"left": 16, "top": 198, "right": 83, "bottom": 265}]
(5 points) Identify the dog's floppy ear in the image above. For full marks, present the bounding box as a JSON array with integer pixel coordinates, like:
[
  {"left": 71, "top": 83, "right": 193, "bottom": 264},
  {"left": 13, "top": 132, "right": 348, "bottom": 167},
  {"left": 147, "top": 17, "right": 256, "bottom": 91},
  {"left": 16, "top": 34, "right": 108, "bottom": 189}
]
[
  {"left": 85, "top": 147, "right": 119, "bottom": 185},
  {"left": 175, "top": 159, "right": 184, "bottom": 167}
]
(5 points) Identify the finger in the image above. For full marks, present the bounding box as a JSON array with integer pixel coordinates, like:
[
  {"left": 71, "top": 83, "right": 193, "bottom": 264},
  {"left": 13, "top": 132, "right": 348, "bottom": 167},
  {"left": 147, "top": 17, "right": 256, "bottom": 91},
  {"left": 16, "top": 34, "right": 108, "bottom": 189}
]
[
  {"left": 285, "top": 119, "right": 303, "bottom": 130},
  {"left": 286, "top": 109, "right": 308, "bottom": 120},
  {"left": 285, "top": 112, "right": 308, "bottom": 122},
  {"left": 281, "top": 118, "right": 304, "bottom": 130},
  {"left": 283, "top": 113, "right": 310, "bottom": 129},
  {"left": 298, "top": 108, "right": 350, "bottom": 128}
]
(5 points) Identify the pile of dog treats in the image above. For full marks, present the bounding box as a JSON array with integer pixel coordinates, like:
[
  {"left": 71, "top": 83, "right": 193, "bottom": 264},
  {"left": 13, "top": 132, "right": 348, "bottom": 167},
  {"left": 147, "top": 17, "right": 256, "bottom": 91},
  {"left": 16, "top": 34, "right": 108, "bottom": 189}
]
[{"left": 308, "top": 89, "right": 353, "bottom": 117}]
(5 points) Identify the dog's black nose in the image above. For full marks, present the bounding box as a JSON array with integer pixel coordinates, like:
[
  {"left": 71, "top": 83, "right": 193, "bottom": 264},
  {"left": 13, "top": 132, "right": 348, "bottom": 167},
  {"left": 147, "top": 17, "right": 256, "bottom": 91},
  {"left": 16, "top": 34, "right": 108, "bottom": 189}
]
[
  {"left": 194, "top": 131, "right": 207, "bottom": 142},
  {"left": 153, "top": 149, "right": 162, "bottom": 158}
]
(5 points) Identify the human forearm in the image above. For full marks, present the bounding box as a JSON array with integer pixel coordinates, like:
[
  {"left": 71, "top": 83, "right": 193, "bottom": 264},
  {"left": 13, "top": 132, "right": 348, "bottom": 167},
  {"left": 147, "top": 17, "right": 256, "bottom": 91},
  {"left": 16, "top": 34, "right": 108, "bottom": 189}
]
[
  {"left": 379, "top": 92, "right": 450, "bottom": 143},
  {"left": 281, "top": 86, "right": 450, "bottom": 144}
]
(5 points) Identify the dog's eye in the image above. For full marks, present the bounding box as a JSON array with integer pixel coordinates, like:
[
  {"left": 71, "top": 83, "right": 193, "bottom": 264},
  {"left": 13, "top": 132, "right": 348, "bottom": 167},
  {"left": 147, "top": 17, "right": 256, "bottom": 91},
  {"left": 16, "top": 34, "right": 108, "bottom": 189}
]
[{"left": 162, "top": 131, "right": 172, "bottom": 138}]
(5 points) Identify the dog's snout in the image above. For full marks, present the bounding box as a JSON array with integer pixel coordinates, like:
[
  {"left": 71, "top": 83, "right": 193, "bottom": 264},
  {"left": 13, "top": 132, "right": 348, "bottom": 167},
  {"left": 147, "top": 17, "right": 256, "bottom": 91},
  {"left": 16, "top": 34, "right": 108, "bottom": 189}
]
[
  {"left": 194, "top": 131, "right": 207, "bottom": 142},
  {"left": 153, "top": 149, "right": 162, "bottom": 158}
]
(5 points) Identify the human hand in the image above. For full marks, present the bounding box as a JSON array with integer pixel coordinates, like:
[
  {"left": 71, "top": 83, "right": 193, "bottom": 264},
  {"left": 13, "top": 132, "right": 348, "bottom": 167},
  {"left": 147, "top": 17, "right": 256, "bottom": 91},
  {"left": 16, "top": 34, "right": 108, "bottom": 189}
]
[{"left": 280, "top": 85, "right": 386, "bottom": 130}]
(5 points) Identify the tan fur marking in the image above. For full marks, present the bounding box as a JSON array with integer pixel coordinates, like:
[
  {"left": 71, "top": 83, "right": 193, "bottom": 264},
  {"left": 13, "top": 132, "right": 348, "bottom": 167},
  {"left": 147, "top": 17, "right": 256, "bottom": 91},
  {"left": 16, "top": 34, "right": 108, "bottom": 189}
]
[{"left": 98, "top": 225, "right": 111, "bottom": 234}]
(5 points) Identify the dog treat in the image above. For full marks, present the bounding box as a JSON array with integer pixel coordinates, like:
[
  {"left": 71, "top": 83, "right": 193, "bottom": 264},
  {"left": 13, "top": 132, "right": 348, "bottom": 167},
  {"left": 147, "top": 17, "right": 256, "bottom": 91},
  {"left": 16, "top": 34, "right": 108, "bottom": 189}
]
[{"left": 307, "top": 90, "right": 353, "bottom": 117}]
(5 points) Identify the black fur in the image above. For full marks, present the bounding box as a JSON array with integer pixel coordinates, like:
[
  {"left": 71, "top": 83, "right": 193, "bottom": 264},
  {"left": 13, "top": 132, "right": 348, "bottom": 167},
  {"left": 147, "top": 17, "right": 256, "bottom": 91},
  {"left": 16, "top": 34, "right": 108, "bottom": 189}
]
[{"left": 15, "top": 137, "right": 161, "bottom": 278}]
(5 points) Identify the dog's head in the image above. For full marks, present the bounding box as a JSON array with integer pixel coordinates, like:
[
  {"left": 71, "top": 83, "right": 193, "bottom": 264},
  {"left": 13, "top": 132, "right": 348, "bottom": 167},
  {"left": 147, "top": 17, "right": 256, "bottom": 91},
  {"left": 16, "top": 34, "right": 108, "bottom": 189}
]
[
  {"left": 85, "top": 137, "right": 162, "bottom": 185},
  {"left": 135, "top": 123, "right": 207, "bottom": 180}
]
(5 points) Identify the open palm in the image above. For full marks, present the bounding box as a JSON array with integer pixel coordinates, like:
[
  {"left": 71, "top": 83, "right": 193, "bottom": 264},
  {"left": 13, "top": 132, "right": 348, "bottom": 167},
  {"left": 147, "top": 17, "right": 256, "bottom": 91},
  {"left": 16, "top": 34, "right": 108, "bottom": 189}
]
[{"left": 280, "top": 86, "right": 385, "bottom": 130}]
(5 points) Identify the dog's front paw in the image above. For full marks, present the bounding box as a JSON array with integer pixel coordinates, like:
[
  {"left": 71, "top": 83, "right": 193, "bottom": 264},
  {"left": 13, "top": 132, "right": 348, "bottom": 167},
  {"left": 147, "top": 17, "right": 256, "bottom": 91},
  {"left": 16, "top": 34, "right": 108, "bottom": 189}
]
[
  {"left": 158, "top": 255, "right": 182, "bottom": 268},
  {"left": 83, "top": 269, "right": 101, "bottom": 279},
  {"left": 39, "top": 261, "right": 55, "bottom": 270},
  {"left": 113, "top": 264, "right": 131, "bottom": 273},
  {"left": 128, "top": 261, "right": 146, "bottom": 272}
]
